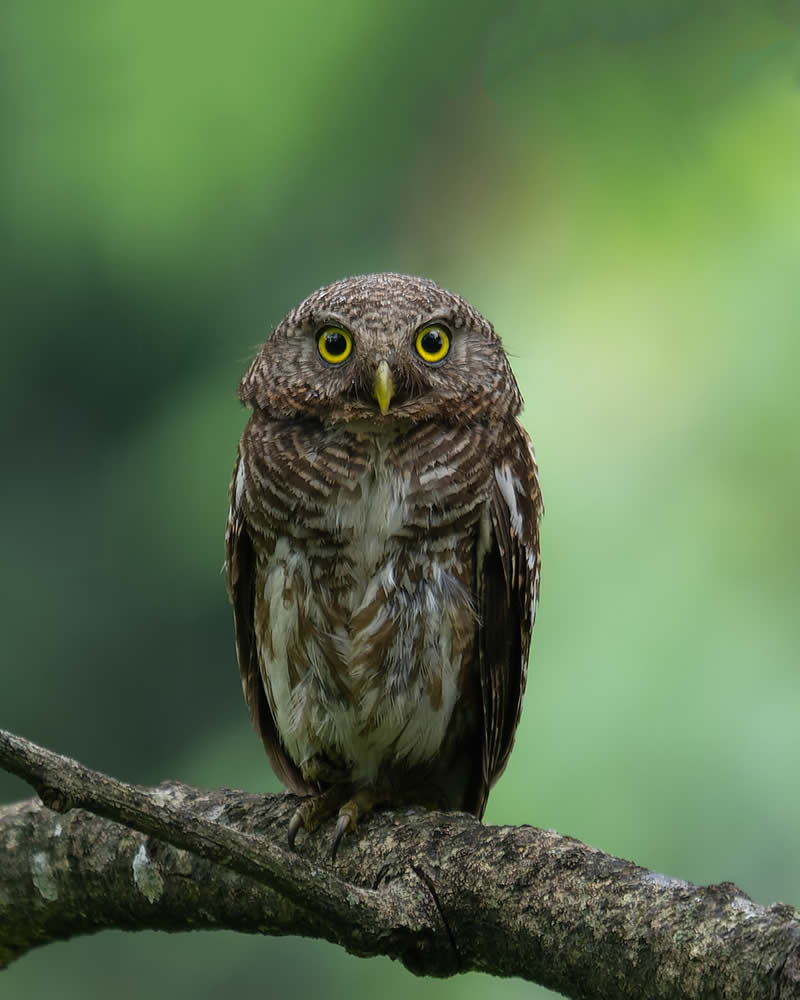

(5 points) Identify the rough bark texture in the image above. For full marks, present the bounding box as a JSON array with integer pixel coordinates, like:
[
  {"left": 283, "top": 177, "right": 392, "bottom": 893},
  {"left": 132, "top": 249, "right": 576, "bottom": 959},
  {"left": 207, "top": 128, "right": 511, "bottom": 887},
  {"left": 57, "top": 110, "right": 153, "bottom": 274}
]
[{"left": 1, "top": 729, "right": 799, "bottom": 998}]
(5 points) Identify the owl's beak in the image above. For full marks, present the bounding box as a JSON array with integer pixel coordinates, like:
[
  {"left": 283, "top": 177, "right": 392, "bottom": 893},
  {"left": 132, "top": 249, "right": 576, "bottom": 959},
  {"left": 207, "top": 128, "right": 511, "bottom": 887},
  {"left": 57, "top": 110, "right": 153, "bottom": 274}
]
[{"left": 372, "top": 360, "right": 395, "bottom": 415}]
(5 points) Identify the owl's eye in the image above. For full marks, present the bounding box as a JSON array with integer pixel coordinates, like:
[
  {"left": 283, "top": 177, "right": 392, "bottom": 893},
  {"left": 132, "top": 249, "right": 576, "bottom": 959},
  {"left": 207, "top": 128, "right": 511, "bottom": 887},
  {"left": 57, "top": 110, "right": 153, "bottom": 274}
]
[
  {"left": 317, "top": 327, "right": 353, "bottom": 364},
  {"left": 415, "top": 324, "right": 451, "bottom": 365}
]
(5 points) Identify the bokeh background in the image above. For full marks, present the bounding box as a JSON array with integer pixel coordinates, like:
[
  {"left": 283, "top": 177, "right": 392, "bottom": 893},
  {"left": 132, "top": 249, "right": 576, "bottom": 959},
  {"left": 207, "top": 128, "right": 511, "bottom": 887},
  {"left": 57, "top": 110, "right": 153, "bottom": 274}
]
[{"left": 2, "top": 3, "right": 799, "bottom": 998}]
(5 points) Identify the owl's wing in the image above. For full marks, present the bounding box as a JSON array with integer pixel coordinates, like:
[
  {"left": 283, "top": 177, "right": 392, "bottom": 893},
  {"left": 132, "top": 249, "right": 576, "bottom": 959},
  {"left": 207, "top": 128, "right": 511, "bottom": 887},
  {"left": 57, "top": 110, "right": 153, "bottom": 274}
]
[
  {"left": 225, "top": 453, "right": 310, "bottom": 795},
  {"left": 475, "top": 421, "right": 542, "bottom": 815}
]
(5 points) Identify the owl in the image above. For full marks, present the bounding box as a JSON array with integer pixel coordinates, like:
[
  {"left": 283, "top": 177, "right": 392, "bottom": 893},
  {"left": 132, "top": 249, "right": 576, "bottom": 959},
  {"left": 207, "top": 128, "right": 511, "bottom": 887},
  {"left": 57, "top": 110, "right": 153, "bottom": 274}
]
[{"left": 225, "top": 273, "right": 542, "bottom": 855}]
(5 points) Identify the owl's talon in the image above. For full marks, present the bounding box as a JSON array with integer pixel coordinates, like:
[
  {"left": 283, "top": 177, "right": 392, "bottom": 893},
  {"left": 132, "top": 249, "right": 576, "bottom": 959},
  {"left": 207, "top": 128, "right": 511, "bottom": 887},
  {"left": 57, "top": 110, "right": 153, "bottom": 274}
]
[
  {"left": 287, "top": 810, "right": 305, "bottom": 851},
  {"left": 331, "top": 813, "right": 352, "bottom": 860},
  {"left": 288, "top": 786, "right": 354, "bottom": 852},
  {"left": 330, "top": 790, "right": 377, "bottom": 859}
]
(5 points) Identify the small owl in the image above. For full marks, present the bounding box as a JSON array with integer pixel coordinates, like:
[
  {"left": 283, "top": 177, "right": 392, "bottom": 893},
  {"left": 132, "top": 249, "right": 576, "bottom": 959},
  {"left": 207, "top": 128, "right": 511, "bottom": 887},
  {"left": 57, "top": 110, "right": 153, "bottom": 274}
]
[{"left": 226, "top": 273, "right": 542, "bottom": 854}]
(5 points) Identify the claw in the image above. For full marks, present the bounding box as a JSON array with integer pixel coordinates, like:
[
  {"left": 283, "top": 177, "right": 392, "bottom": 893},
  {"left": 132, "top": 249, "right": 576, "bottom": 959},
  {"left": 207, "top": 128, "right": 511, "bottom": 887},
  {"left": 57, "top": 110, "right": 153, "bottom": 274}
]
[
  {"left": 288, "top": 810, "right": 304, "bottom": 851},
  {"left": 331, "top": 812, "right": 352, "bottom": 861}
]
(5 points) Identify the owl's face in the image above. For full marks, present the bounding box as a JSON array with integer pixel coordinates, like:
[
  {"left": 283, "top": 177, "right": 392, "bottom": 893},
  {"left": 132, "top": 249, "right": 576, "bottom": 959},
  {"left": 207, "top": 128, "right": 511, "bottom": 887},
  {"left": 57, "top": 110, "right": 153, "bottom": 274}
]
[{"left": 240, "top": 273, "right": 522, "bottom": 425}]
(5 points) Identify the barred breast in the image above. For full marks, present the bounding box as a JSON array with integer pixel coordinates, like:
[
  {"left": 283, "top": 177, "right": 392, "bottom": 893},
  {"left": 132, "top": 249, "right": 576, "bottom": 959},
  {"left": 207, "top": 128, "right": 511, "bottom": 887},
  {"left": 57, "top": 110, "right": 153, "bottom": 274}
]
[{"left": 238, "top": 416, "right": 493, "bottom": 786}]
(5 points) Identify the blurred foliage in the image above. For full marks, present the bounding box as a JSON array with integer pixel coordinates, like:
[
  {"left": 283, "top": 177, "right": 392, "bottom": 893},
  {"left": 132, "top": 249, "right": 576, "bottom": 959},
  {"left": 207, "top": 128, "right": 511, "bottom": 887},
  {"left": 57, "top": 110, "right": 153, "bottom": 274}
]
[{"left": 2, "top": 2, "right": 799, "bottom": 998}]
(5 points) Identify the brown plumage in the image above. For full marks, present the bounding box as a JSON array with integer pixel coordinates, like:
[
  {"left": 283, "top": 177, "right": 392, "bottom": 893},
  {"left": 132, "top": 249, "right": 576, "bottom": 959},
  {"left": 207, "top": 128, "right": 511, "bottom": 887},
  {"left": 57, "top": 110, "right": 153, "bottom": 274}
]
[{"left": 225, "top": 273, "right": 542, "bottom": 854}]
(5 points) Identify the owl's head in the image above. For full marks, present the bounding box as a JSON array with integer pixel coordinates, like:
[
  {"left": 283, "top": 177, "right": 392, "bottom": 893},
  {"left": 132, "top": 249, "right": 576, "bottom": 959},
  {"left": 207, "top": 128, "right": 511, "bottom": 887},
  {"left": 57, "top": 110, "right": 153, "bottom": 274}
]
[{"left": 240, "top": 273, "right": 522, "bottom": 425}]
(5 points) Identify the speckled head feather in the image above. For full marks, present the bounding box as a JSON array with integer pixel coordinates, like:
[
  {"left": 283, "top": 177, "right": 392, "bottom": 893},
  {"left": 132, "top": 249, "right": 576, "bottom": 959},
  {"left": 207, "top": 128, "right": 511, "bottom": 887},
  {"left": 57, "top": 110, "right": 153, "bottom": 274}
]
[{"left": 226, "top": 273, "right": 542, "bottom": 855}]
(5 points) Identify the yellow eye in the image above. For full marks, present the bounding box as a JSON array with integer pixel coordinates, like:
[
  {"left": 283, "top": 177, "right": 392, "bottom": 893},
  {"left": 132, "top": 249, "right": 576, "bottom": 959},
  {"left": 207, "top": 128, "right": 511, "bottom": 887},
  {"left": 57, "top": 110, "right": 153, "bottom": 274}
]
[
  {"left": 317, "top": 327, "right": 353, "bottom": 364},
  {"left": 415, "top": 324, "right": 451, "bottom": 364}
]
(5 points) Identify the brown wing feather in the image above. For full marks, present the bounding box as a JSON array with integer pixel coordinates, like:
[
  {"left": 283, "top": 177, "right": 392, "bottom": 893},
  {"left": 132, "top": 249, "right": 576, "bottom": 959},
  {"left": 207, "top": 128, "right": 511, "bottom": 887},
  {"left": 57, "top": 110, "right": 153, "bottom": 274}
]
[
  {"left": 225, "top": 454, "right": 311, "bottom": 795},
  {"left": 474, "top": 420, "right": 542, "bottom": 816}
]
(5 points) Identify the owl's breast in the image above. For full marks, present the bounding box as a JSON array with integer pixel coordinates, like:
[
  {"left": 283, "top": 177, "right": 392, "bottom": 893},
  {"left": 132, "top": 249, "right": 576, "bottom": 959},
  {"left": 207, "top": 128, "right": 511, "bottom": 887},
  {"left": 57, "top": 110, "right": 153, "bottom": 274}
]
[
  {"left": 243, "top": 419, "right": 492, "bottom": 782},
  {"left": 325, "top": 438, "right": 411, "bottom": 609}
]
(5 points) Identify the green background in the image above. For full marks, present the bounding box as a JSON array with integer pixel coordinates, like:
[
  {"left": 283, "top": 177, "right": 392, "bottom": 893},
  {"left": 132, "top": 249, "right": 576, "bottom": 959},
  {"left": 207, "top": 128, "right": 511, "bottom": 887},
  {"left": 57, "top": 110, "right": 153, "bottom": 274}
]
[{"left": 2, "top": 3, "right": 799, "bottom": 998}]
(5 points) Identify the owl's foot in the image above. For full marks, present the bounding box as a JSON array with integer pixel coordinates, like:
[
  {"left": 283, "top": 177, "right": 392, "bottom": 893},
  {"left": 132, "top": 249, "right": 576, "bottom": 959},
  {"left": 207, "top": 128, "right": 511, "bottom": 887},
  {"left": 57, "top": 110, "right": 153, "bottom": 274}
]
[
  {"left": 288, "top": 776, "right": 451, "bottom": 858},
  {"left": 287, "top": 784, "right": 354, "bottom": 852},
  {"left": 331, "top": 786, "right": 385, "bottom": 859},
  {"left": 287, "top": 784, "right": 385, "bottom": 859},
  {"left": 289, "top": 757, "right": 353, "bottom": 851}
]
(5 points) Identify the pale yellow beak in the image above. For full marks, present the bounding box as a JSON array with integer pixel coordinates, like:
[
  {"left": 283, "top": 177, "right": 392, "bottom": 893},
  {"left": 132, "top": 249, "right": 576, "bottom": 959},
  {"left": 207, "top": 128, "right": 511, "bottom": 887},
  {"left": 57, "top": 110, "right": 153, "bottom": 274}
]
[{"left": 372, "top": 360, "right": 395, "bottom": 415}]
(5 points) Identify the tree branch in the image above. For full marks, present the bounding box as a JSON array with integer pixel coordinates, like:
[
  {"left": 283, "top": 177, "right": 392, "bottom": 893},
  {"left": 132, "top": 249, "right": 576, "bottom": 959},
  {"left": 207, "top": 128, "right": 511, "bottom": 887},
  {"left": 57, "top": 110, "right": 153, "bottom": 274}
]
[{"left": 1, "top": 729, "right": 799, "bottom": 998}]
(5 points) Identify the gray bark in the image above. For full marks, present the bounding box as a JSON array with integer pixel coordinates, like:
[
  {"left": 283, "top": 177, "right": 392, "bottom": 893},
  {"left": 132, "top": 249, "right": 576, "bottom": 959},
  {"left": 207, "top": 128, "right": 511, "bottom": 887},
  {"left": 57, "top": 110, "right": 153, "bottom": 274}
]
[{"left": 1, "top": 729, "right": 799, "bottom": 998}]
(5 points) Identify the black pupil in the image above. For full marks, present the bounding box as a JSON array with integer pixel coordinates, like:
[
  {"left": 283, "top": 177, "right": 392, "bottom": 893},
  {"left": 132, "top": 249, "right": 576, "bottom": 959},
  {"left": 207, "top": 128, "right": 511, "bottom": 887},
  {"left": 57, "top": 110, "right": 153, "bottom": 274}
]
[
  {"left": 325, "top": 331, "right": 347, "bottom": 357},
  {"left": 421, "top": 329, "right": 443, "bottom": 354}
]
